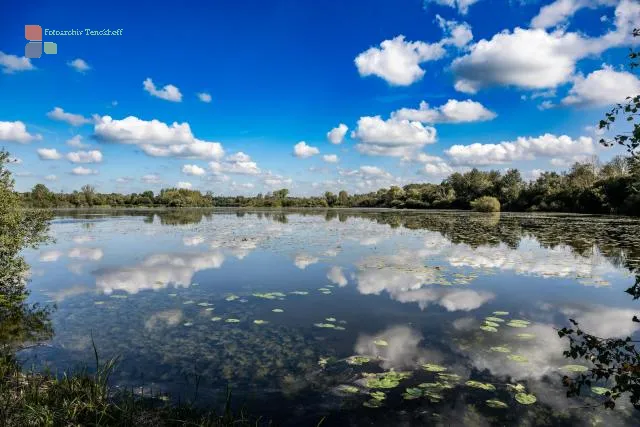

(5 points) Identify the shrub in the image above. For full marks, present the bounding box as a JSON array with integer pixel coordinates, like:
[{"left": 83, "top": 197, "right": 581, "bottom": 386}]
[{"left": 470, "top": 196, "right": 501, "bottom": 212}]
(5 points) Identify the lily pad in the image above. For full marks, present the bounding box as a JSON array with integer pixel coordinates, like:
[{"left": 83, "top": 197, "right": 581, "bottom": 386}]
[
  {"left": 347, "top": 356, "right": 370, "bottom": 365},
  {"left": 337, "top": 385, "right": 359, "bottom": 394},
  {"left": 272, "top": 308, "right": 284, "bottom": 313},
  {"left": 289, "top": 291, "right": 309, "bottom": 295},
  {"left": 335, "top": 326, "right": 346, "bottom": 331},
  {"left": 364, "top": 371, "right": 411, "bottom": 389},
  {"left": 373, "top": 339, "right": 389, "bottom": 347},
  {"left": 516, "top": 333, "right": 536, "bottom": 339},
  {"left": 515, "top": 392, "right": 537, "bottom": 405},
  {"left": 485, "top": 317, "right": 505, "bottom": 323},
  {"left": 493, "top": 311, "right": 509, "bottom": 316},
  {"left": 370, "top": 391, "right": 386, "bottom": 401},
  {"left": 506, "top": 321, "right": 529, "bottom": 328},
  {"left": 507, "top": 354, "right": 529, "bottom": 363},
  {"left": 314, "top": 323, "right": 336, "bottom": 328},
  {"left": 183, "top": 322, "right": 193, "bottom": 326},
  {"left": 225, "top": 295, "right": 239, "bottom": 302},
  {"left": 490, "top": 346, "right": 511, "bottom": 353},
  {"left": 205, "top": 307, "right": 214, "bottom": 312},
  {"left": 480, "top": 325, "right": 498, "bottom": 332},
  {"left": 422, "top": 363, "right": 447, "bottom": 372},
  {"left": 591, "top": 386, "right": 610, "bottom": 395},
  {"left": 225, "top": 318, "right": 240, "bottom": 323},
  {"left": 253, "top": 319, "right": 268, "bottom": 325},
  {"left": 211, "top": 317, "right": 222, "bottom": 321},
  {"left": 465, "top": 380, "right": 496, "bottom": 391},
  {"left": 484, "top": 321, "right": 501, "bottom": 327},
  {"left": 363, "top": 399, "right": 382, "bottom": 408},
  {"left": 326, "top": 317, "right": 336, "bottom": 322},
  {"left": 486, "top": 399, "right": 508, "bottom": 408},
  {"left": 507, "top": 383, "right": 526, "bottom": 393},
  {"left": 437, "top": 373, "right": 461, "bottom": 382},
  {"left": 561, "top": 364, "right": 589, "bottom": 373}
]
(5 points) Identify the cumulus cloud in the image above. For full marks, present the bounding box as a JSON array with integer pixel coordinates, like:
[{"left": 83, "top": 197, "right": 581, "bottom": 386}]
[
  {"left": 446, "top": 133, "right": 595, "bottom": 166},
  {"left": 67, "top": 150, "right": 103, "bottom": 163},
  {"left": 436, "top": 14, "right": 473, "bottom": 48},
  {"left": 531, "top": 0, "right": 615, "bottom": 29},
  {"left": 67, "top": 58, "right": 90, "bottom": 72},
  {"left": 452, "top": 1, "right": 640, "bottom": 93},
  {"left": 352, "top": 116, "right": 437, "bottom": 157},
  {"left": 403, "top": 152, "right": 456, "bottom": 177},
  {"left": 263, "top": 172, "right": 293, "bottom": 187},
  {"left": 392, "top": 99, "right": 496, "bottom": 123},
  {"left": 209, "top": 152, "right": 261, "bottom": 174},
  {"left": 293, "top": 141, "right": 320, "bottom": 158},
  {"left": 197, "top": 92, "right": 212, "bottom": 103},
  {"left": 141, "top": 174, "right": 161, "bottom": 184},
  {"left": 94, "top": 116, "right": 224, "bottom": 160},
  {"left": 143, "top": 77, "right": 182, "bottom": 102},
  {"left": 562, "top": 65, "right": 640, "bottom": 106},
  {"left": 66, "top": 135, "right": 88, "bottom": 148},
  {"left": 72, "top": 166, "right": 98, "bottom": 175},
  {"left": 177, "top": 181, "right": 192, "bottom": 189},
  {"left": 182, "top": 164, "right": 206, "bottom": 176},
  {"left": 0, "top": 121, "right": 42, "bottom": 143},
  {"left": 37, "top": 148, "right": 62, "bottom": 160},
  {"left": 355, "top": 35, "right": 446, "bottom": 86},
  {"left": 424, "top": 0, "right": 480, "bottom": 15},
  {"left": 327, "top": 266, "right": 348, "bottom": 286},
  {"left": 327, "top": 123, "right": 348, "bottom": 144},
  {"left": 323, "top": 154, "right": 339, "bottom": 163},
  {"left": 47, "top": 107, "right": 92, "bottom": 126},
  {"left": 0, "top": 51, "right": 35, "bottom": 73}
]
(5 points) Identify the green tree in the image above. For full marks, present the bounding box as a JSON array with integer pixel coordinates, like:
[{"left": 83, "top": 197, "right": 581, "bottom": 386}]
[
  {"left": 30, "top": 183, "right": 54, "bottom": 208},
  {"left": 338, "top": 190, "right": 349, "bottom": 206},
  {"left": 81, "top": 184, "right": 96, "bottom": 206},
  {"left": 324, "top": 191, "right": 337, "bottom": 207},
  {"left": 273, "top": 188, "right": 289, "bottom": 199}
]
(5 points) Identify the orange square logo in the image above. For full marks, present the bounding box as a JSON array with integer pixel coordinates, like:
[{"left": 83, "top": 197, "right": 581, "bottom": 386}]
[{"left": 25, "top": 25, "right": 42, "bottom": 41}]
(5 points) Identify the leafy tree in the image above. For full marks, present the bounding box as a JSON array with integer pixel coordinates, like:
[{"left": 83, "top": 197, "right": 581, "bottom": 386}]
[
  {"left": 338, "top": 190, "right": 349, "bottom": 206},
  {"left": 470, "top": 196, "right": 500, "bottom": 212},
  {"left": 30, "top": 183, "right": 54, "bottom": 208},
  {"left": 324, "top": 191, "right": 337, "bottom": 207}
]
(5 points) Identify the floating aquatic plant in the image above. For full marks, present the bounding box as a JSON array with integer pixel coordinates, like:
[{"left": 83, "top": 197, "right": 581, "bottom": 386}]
[
  {"left": 506, "top": 321, "right": 529, "bottom": 328},
  {"left": 484, "top": 321, "right": 500, "bottom": 327},
  {"left": 363, "top": 399, "right": 382, "bottom": 408},
  {"left": 493, "top": 311, "right": 509, "bottom": 316},
  {"left": 515, "top": 392, "right": 537, "bottom": 405},
  {"left": 183, "top": 322, "right": 193, "bottom": 327},
  {"left": 373, "top": 339, "right": 388, "bottom": 347},
  {"left": 437, "top": 373, "right": 461, "bottom": 382},
  {"left": 485, "top": 317, "right": 505, "bottom": 323},
  {"left": 205, "top": 307, "right": 214, "bottom": 311},
  {"left": 465, "top": 380, "right": 496, "bottom": 391},
  {"left": 480, "top": 325, "right": 498, "bottom": 332},
  {"left": 326, "top": 317, "right": 336, "bottom": 322},
  {"left": 402, "top": 387, "right": 423, "bottom": 400},
  {"left": 560, "top": 364, "right": 589, "bottom": 373},
  {"left": 272, "top": 308, "right": 284, "bottom": 313},
  {"left": 506, "top": 383, "right": 525, "bottom": 393},
  {"left": 422, "top": 363, "right": 447, "bottom": 373},
  {"left": 225, "top": 318, "right": 240, "bottom": 323},
  {"left": 314, "top": 323, "right": 336, "bottom": 328},
  {"left": 486, "top": 399, "right": 508, "bottom": 408},
  {"left": 211, "top": 317, "right": 222, "bottom": 321},
  {"left": 347, "top": 356, "right": 370, "bottom": 365},
  {"left": 490, "top": 346, "right": 511, "bottom": 353},
  {"left": 516, "top": 333, "right": 536, "bottom": 339},
  {"left": 289, "top": 291, "right": 309, "bottom": 295},
  {"left": 337, "top": 385, "right": 359, "bottom": 394},
  {"left": 363, "top": 371, "right": 411, "bottom": 389},
  {"left": 507, "top": 354, "right": 528, "bottom": 363},
  {"left": 225, "top": 295, "right": 239, "bottom": 302},
  {"left": 94, "top": 301, "right": 105, "bottom": 305},
  {"left": 370, "top": 391, "right": 386, "bottom": 401},
  {"left": 334, "top": 326, "right": 346, "bottom": 331},
  {"left": 197, "top": 302, "right": 209, "bottom": 306},
  {"left": 317, "top": 288, "right": 330, "bottom": 292},
  {"left": 591, "top": 386, "right": 610, "bottom": 395},
  {"left": 253, "top": 319, "right": 268, "bottom": 325}
]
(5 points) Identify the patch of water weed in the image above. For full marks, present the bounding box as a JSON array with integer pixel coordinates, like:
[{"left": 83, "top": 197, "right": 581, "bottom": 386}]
[{"left": 465, "top": 381, "right": 496, "bottom": 391}]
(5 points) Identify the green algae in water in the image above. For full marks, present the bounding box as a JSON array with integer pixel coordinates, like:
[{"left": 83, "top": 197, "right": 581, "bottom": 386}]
[
  {"left": 347, "top": 356, "right": 370, "bottom": 365},
  {"left": 422, "top": 363, "right": 447, "bottom": 372},
  {"left": 465, "top": 380, "right": 496, "bottom": 391},
  {"left": 373, "top": 339, "right": 389, "bottom": 347},
  {"left": 490, "top": 346, "right": 511, "bottom": 353},
  {"left": 314, "top": 323, "right": 336, "bottom": 328},
  {"left": 486, "top": 399, "right": 508, "bottom": 409},
  {"left": 211, "top": 317, "right": 222, "bottom": 321},
  {"left": 480, "top": 325, "right": 498, "bottom": 332},
  {"left": 507, "top": 354, "right": 528, "bottom": 363},
  {"left": 493, "top": 311, "right": 509, "bottom": 316},
  {"left": 561, "top": 364, "right": 589, "bottom": 373},
  {"left": 325, "top": 317, "right": 336, "bottom": 322},
  {"left": 485, "top": 317, "right": 505, "bottom": 323},
  {"left": 225, "top": 318, "right": 240, "bottom": 323},
  {"left": 515, "top": 392, "right": 537, "bottom": 405},
  {"left": 272, "top": 308, "right": 284, "bottom": 313},
  {"left": 253, "top": 319, "right": 268, "bottom": 325},
  {"left": 484, "top": 321, "right": 500, "bottom": 327},
  {"left": 591, "top": 386, "right": 610, "bottom": 395}
]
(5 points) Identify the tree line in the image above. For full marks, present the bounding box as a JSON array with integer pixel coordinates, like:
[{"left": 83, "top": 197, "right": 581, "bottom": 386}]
[{"left": 17, "top": 155, "right": 640, "bottom": 216}]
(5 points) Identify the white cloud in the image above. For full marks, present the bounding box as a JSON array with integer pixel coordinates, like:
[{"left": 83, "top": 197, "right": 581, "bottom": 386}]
[
  {"left": 44, "top": 174, "right": 57, "bottom": 181},
  {"left": 72, "top": 166, "right": 98, "bottom": 175},
  {"left": 327, "top": 123, "right": 348, "bottom": 144},
  {"left": 323, "top": 154, "right": 339, "bottom": 163},
  {"left": 182, "top": 164, "right": 206, "bottom": 176},
  {"left": 392, "top": 99, "right": 496, "bottom": 123},
  {"left": 446, "top": 134, "right": 595, "bottom": 165},
  {"left": 177, "top": 181, "right": 192, "bottom": 189},
  {"left": 143, "top": 78, "right": 182, "bottom": 102},
  {"left": 0, "top": 121, "right": 42, "bottom": 143},
  {"left": 327, "top": 266, "right": 348, "bottom": 286},
  {"left": 94, "top": 115, "right": 224, "bottom": 160},
  {"left": 67, "top": 58, "right": 91, "bottom": 72},
  {"left": 359, "top": 165, "right": 392, "bottom": 178},
  {"left": 141, "top": 174, "right": 161, "bottom": 184},
  {"left": 293, "top": 141, "right": 320, "bottom": 158},
  {"left": 352, "top": 116, "right": 437, "bottom": 157},
  {"left": 538, "top": 100, "right": 556, "bottom": 110},
  {"left": 424, "top": 0, "right": 480, "bottom": 15},
  {"left": 422, "top": 161, "right": 455, "bottom": 176},
  {"left": 263, "top": 172, "right": 292, "bottom": 187},
  {"left": 66, "top": 135, "right": 88, "bottom": 148},
  {"left": 209, "top": 152, "right": 261, "bottom": 174},
  {"left": 453, "top": 1, "right": 640, "bottom": 93},
  {"left": 436, "top": 15, "right": 473, "bottom": 48},
  {"left": 67, "top": 150, "right": 103, "bottom": 163},
  {"left": 37, "top": 148, "right": 62, "bottom": 160},
  {"left": 197, "top": 92, "right": 212, "bottom": 103},
  {"left": 531, "top": 0, "right": 614, "bottom": 29},
  {"left": 355, "top": 35, "right": 446, "bottom": 86},
  {"left": 47, "top": 107, "right": 92, "bottom": 126},
  {"left": 562, "top": 65, "right": 640, "bottom": 106},
  {"left": 68, "top": 247, "right": 103, "bottom": 261},
  {"left": 0, "top": 51, "right": 35, "bottom": 74}
]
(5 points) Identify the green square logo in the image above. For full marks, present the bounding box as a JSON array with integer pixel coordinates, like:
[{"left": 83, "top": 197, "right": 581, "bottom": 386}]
[{"left": 43, "top": 42, "right": 57, "bottom": 54}]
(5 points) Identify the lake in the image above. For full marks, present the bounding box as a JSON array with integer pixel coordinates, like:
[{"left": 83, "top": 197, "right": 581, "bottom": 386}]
[{"left": 18, "top": 209, "right": 640, "bottom": 426}]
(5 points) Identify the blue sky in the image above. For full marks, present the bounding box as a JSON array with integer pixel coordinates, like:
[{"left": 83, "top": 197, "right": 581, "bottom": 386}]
[{"left": 0, "top": 0, "right": 638, "bottom": 195}]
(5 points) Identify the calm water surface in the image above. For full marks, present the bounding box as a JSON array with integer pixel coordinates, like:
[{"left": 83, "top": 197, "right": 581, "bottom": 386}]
[{"left": 19, "top": 209, "right": 640, "bottom": 426}]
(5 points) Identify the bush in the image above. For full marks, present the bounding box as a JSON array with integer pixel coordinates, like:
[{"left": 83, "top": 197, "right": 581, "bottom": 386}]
[{"left": 470, "top": 196, "right": 501, "bottom": 212}]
